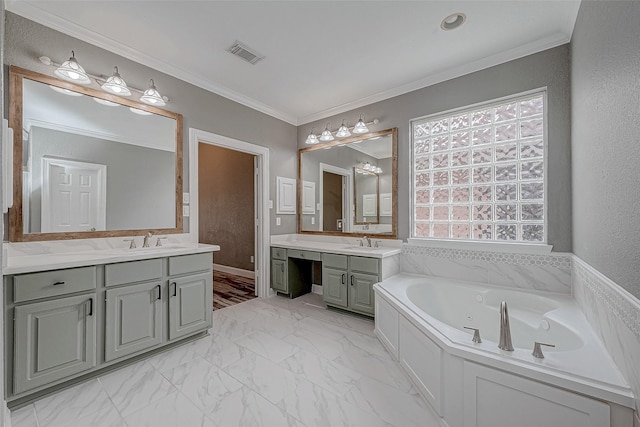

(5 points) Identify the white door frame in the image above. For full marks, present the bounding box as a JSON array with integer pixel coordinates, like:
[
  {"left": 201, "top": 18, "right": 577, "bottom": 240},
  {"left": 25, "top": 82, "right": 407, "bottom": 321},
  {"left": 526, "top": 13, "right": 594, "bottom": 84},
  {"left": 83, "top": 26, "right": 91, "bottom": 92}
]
[
  {"left": 188, "top": 128, "right": 270, "bottom": 299},
  {"left": 318, "top": 162, "right": 353, "bottom": 232}
]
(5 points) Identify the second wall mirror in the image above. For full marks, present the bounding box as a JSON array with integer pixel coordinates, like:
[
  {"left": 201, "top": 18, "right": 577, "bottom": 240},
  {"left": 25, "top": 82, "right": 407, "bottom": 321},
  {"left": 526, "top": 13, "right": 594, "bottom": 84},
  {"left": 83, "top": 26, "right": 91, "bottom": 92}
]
[{"left": 298, "top": 128, "right": 397, "bottom": 237}]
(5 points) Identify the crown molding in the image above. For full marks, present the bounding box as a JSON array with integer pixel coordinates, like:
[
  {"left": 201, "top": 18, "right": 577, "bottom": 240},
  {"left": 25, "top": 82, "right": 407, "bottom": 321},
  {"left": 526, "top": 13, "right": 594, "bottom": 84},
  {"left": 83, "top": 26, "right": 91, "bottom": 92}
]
[
  {"left": 6, "top": 1, "right": 299, "bottom": 125},
  {"left": 9, "top": 1, "right": 572, "bottom": 127},
  {"left": 297, "top": 32, "right": 571, "bottom": 125}
]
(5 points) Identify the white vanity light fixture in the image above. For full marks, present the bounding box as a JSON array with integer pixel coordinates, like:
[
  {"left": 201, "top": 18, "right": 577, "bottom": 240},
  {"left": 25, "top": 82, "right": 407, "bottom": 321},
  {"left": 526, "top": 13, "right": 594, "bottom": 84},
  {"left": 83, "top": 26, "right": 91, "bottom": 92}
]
[
  {"left": 52, "top": 51, "right": 91, "bottom": 84},
  {"left": 441, "top": 12, "right": 466, "bottom": 31},
  {"left": 38, "top": 54, "right": 170, "bottom": 105},
  {"left": 101, "top": 66, "right": 132, "bottom": 96},
  {"left": 305, "top": 128, "right": 320, "bottom": 145},
  {"left": 140, "top": 79, "right": 166, "bottom": 106},
  {"left": 304, "top": 115, "right": 378, "bottom": 144},
  {"left": 336, "top": 119, "right": 351, "bottom": 138},
  {"left": 319, "top": 123, "right": 335, "bottom": 142},
  {"left": 353, "top": 114, "right": 370, "bottom": 134}
]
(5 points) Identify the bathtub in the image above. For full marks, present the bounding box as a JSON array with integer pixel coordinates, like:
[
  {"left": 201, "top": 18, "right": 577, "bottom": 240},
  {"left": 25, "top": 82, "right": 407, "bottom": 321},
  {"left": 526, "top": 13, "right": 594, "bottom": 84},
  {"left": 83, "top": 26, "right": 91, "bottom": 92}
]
[{"left": 374, "top": 273, "right": 635, "bottom": 427}]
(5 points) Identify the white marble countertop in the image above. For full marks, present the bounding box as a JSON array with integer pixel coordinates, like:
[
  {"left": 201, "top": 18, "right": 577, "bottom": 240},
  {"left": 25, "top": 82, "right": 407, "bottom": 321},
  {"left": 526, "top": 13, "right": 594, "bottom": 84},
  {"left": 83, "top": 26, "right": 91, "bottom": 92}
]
[
  {"left": 270, "top": 234, "right": 402, "bottom": 258},
  {"left": 3, "top": 243, "right": 220, "bottom": 275}
]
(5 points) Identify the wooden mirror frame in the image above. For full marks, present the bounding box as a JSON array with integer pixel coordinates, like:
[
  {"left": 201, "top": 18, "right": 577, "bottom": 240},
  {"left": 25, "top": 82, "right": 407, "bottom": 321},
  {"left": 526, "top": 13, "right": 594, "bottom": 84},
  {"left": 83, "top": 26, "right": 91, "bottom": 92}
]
[
  {"left": 8, "top": 66, "right": 184, "bottom": 242},
  {"left": 297, "top": 127, "right": 398, "bottom": 239}
]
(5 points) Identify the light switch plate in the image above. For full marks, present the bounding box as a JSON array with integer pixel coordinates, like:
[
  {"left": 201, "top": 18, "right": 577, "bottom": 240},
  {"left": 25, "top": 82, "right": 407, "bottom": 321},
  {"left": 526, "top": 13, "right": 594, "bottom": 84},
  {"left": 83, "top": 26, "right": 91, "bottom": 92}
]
[
  {"left": 269, "top": 200, "right": 273, "bottom": 209},
  {"left": 183, "top": 206, "right": 190, "bottom": 217},
  {"left": 183, "top": 193, "right": 190, "bottom": 204},
  {"left": 311, "top": 217, "right": 315, "bottom": 225},
  {"left": 276, "top": 217, "right": 281, "bottom": 226}
]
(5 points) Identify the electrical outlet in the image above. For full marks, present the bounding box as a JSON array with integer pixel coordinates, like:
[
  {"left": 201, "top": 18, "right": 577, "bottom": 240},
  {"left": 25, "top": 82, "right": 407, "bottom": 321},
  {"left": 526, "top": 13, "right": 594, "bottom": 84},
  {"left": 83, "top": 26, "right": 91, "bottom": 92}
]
[
  {"left": 182, "top": 193, "right": 190, "bottom": 204},
  {"left": 269, "top": 200, "right": 273, "bottom": 209},
  {"left": 276, "top": 217, "right": 281, "bottom": 226},
  {"left": 250, "top": 256, "right": 254, "bottom": 263},
  {"left": 311, "top": 217, "right": 315, "bottom": 225}
]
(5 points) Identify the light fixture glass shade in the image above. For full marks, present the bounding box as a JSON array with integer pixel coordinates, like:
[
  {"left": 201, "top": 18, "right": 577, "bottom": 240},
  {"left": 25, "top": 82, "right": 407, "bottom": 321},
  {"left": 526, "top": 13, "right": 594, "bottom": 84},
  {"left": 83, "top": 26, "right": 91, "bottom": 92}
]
[
  {"left": 54, "top": 51, "right": 91, "bottom": 84},
  {"left": 140, "top": 79, "right": 166, "bottom": 106},
  {"left": 93, "top": 97, "right": 120, "bottom": 107},
  {"left": 319, "top": 124, "right": 334, "bottom": 142},
  {"left": 101, "top": 66, "right": 131, "bottom": 96},
  {"left": 305, "top": 131, "right": 320, "bottom": 145},
  {"left": 129, "top": 107, "right": 153, "bottom": 116},
  {"left": 49, "top": 85, "right": 83, "bottom": 97},
  {"left": 353, "top": 115, "right": 369, "bottom": 134},
  {"left": 336, "top": 120, "right": 351, "bottom": 138}
]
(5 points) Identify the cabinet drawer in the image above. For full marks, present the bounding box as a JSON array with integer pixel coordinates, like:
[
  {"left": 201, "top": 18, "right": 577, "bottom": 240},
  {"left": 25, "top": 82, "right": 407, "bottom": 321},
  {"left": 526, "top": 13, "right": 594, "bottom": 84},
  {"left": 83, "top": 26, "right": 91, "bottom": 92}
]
[
  {"left": 323, "top": 253, "right": 348, "bottom": 269},
  {"left": 350, "top": 256, "right": 379, "bottom": 274},
  {"left": 271, "top": 247, "right": 287, "bottom": 261},
  {"left": 105, "top": 258, "right": 162, "bottom": 287},
  {"left": 169, "top": 253, "right": 212, "bottom": 276},
  {"left": 287, "top": 249, "right": 321, "bottom": 261},
  {"left": 14, "top": 267, "right": 97, "bottom": 303}
]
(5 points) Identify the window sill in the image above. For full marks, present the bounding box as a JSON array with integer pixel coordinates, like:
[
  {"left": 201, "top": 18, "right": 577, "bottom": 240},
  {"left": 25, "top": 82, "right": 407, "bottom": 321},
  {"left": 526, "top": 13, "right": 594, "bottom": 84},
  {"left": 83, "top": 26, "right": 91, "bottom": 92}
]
[{"left": 406, "top": 238, "right": 554, "bottom": 255}]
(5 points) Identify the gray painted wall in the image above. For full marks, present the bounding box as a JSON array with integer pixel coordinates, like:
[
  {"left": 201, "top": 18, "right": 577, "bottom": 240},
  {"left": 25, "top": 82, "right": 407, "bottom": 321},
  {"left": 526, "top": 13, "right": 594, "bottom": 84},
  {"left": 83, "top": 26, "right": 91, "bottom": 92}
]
[
  {"left": 28, "top": 127, "right": 175, "bottom": 232},
  {"left": 4, "top": 12, "right": 298, "bottom": 236},
  {"left": 571, "top": 1, "right": 640, "bottom": 298},
  {"left": 298, "top": 45, "right": 572, "bottom": 251}
]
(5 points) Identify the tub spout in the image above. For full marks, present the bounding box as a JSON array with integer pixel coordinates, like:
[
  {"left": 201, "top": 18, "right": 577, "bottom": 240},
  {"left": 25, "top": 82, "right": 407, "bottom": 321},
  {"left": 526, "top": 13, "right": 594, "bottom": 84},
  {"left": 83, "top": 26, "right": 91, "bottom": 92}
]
[{"left": 499, "top": 301, "right": 514, "bottom": 351}]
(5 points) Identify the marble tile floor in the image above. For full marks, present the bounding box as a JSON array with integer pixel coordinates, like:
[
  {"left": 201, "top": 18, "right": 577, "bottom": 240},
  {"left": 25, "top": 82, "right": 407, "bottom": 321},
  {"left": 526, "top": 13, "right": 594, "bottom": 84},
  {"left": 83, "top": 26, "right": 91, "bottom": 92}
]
[{"left": 11, "top": 293, "right": 440, "bottom": 427}]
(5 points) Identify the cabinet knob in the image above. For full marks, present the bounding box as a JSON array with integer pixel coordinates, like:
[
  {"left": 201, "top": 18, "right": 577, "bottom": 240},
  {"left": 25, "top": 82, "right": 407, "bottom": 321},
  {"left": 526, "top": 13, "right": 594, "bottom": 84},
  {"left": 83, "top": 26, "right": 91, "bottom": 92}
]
[
  {"left": 52, "top": 281, "right": 65, "bottom": 286},
  {"left": 172, "top": 282, "right": 177, "bottom": 297}
]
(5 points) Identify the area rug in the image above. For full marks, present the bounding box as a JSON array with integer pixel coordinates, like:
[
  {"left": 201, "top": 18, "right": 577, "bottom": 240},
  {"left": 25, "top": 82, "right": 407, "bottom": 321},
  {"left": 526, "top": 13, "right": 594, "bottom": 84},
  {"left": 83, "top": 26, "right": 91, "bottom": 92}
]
[{"left": 213, "top": 270, "right": 256, "bottom": 310}]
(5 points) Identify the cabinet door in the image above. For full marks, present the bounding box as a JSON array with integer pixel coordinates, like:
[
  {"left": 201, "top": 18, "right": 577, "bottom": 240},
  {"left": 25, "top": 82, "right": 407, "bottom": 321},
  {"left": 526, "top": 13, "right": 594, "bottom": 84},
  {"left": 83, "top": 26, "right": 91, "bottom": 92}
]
[
  {"left": 322, "top": 267, "right": 348, "bottom": 308},
  {"left": 271, "top": 259, "right": 288, "bottom": 293},
  {"left": 105, "top": 281, "right": 163, "bottom": 362},
  {"left": 14, "top": 294, "right": 96, "bottom": 394},
  {"left": 348, "top": 272, "right": 377, "bottom": 316},
  {"left": 169, "top": 272, "right": 213, "bottom": 341}
]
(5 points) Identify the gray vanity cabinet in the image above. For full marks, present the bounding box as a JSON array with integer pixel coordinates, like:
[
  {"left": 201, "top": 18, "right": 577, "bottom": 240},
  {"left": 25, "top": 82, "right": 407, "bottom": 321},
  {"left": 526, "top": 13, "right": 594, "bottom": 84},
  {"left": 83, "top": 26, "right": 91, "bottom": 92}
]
[
  {"left": 104, "top": 281, "right": 163, "bottom": 362},
  {"left": 14, "top": 294, "right": 96, "bottom": 394},
  {"left": 169, "top": 272, "right": 213, "bottom": 340},
  {"left": 322, "top": 254, "right": 379, "bottom": 317}
]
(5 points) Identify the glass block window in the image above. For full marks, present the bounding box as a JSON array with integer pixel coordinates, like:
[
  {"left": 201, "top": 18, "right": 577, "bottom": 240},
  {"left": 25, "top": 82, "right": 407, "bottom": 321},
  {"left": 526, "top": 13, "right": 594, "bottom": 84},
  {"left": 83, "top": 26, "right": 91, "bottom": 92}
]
[{"left": 411, "top": 92, "right": 545, "bottom": 242}]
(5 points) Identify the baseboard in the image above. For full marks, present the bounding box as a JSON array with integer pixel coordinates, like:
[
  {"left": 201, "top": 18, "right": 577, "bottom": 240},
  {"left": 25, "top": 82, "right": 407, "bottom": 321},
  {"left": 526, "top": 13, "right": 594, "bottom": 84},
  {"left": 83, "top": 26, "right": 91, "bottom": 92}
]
[
  {"left": 213, "top": 264, "right": 255, "bottom": 279},
  {"left": 3, "top": 402, "right": 11, "bottom": 427},
  {"left": 312, "top": 284, "right": 323, "bottom": 295},
  {"left": 634, "top": 410, "right": 640, "bottom": 427}
]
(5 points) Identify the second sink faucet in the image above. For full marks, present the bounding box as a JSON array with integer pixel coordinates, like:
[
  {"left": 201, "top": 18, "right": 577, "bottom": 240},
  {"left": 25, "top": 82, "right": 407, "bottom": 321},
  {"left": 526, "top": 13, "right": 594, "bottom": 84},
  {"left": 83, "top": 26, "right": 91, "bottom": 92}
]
[
  {"left": 498, "top": 301, "right": 514, "bottom": 351},
  {"left": 143, "top": 232, "right": 153, "bottom": 248}
]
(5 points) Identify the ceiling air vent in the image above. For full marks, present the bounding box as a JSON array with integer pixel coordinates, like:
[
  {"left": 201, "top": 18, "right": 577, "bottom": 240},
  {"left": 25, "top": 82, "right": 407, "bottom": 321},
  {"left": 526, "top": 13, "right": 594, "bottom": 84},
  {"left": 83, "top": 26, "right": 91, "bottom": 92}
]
[{"left": 227, "top": 41, "right": 264, "bottom": 65}]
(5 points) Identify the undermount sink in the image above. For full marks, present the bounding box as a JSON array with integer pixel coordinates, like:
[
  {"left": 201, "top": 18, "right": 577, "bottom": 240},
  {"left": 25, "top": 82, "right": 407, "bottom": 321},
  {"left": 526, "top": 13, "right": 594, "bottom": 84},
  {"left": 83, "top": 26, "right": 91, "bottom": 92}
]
[
  {"left": 342, "top": 245, "right": 380, "bottom": 251},
  {"left": 109, "top": 244, "right": 191, "bottom": 254}
]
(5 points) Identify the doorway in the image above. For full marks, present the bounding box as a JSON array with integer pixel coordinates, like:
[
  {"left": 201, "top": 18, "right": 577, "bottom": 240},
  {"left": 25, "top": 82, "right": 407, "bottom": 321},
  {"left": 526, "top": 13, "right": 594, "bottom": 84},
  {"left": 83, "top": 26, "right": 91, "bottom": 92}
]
[
  {"left": 198, "top": 144, "right": 257, "bottom": 308},
  {"left": 318, "top": 162, "right": 352, "bottom": 232},
  {"left": 188, "top": 128, "right": 270, "bottom": 304}
]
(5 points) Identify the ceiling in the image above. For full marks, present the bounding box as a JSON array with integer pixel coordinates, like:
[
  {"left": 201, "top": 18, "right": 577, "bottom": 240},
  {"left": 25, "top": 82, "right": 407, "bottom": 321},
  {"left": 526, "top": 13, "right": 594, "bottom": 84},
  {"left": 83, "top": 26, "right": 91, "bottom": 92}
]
[{"left": 7, "top": 1, "right": 581, "bottom": 126}]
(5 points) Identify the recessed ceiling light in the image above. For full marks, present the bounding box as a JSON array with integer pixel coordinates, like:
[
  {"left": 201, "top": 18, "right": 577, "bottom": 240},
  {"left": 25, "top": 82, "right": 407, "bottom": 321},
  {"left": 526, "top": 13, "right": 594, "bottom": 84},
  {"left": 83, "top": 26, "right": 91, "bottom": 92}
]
[{"left": 441, "top": 13, "right": 466, "bottom": 31}]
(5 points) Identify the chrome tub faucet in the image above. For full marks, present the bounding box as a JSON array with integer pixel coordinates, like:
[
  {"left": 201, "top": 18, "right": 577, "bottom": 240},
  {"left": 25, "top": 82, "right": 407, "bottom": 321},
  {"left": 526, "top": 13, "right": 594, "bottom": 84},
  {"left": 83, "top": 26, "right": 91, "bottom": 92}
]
[
  {"left": 143, "top": 232, "right": 153, "bottom": 248},
  {"left": 499, "top": 301, "right": 514, "bottom": 351}
]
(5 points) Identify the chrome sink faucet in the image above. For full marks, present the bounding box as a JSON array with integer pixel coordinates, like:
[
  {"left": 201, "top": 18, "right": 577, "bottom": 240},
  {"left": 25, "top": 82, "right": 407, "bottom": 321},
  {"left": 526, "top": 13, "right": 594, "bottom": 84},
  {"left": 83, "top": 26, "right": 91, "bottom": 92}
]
[
  {"left": 498, "top": 301, "right": 514, "bottom": 351},
  {"left": 362, "top": 236, "right": 371, "bottom": 247},
  {"left": 143, "top": 232, "right": 153, "bottom": 248}
]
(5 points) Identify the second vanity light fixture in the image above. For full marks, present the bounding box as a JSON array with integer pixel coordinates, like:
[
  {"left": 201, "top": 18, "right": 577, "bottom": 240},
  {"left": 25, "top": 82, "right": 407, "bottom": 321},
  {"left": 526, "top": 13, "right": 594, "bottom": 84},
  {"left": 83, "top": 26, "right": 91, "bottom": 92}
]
[
  {"left": 39, "top": 51, "right": 169, "bottom": 106},
  {"left": 305, "top": 114, "right": 379, "bottom": 145}
]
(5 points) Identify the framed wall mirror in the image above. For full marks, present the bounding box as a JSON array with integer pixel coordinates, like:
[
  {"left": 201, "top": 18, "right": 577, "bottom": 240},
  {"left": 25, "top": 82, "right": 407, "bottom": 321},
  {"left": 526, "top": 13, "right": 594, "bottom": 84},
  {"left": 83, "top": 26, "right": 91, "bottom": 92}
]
[
  {"left": 8, "top": 66, "right": 183, "bottom": 242},
  {"left": 298, "top": 128, "right": 397, "bottom": 238}
]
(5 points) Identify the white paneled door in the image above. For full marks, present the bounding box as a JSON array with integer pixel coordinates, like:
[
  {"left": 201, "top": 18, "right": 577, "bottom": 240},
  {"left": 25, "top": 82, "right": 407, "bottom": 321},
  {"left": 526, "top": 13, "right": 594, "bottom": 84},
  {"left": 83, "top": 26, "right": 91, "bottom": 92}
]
[{"left": 41, "top": 158, "right": 106, "bottom": 232}]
